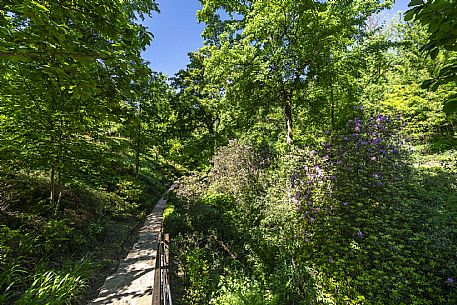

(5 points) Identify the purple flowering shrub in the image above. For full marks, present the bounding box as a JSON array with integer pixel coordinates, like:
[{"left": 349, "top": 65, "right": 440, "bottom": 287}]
[
  {"left": 287, "top": 108, "right": 457, "bottom": 304},
  {"left": 163, "top": 122, "right": 456, "bottom": 305},
  {"left": 289, "top": 147, "right": 334, "bottom": 228},
  {"left": 330, "top": 111, "right": 409, "bottom": 203},
  {"left": 291, "top": 108, "right": 408, "bottom": 229},
  {"left": 289, "top": 109, "right": 411, "bottom": 298}
]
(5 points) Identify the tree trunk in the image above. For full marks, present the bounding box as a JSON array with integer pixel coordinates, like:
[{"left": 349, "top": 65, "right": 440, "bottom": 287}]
[
  {"left": 55, "top": 78, "right": 64, "bottom": 214},
  {"left": 50, "top": 165, "right": 55, "bottom": 204},
  {"left": 55, "top": 171, "right": 62, "bottom": 215},
  {"left": 135, "top": 106, "right": 142, "bottom": 178},
  {"left": 285, "top": 95, "right": 293, "bottom": 146},
  {"left": 50, "top": 90, "right": 56, "bottom": 205},
  {"left": 280, "top": 76, "right": 294, "bottom": 147},
  {"left": 331, "top": 83, "right": 335, "bottom": 131}
]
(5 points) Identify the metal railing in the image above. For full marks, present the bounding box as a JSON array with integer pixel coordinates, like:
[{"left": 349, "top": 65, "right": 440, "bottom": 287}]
[{"left": 152, "top": 231, "right": 172, "bottom": 305}]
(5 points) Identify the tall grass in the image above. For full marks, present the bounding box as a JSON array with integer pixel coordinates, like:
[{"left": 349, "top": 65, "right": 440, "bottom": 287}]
[
  {"left": 16, "top": 258, "right": 93, "bottom": 305},
  {"left": 0, "top": 254, "right": 27, "bottom": 304}
]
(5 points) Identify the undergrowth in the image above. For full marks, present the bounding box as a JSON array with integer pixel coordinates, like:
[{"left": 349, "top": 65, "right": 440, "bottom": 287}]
[
  {"left": 165, "top": 113, "right": 457, "bottom": 304},
  {"left": 0, "top": 157, "right": 177, "bottom": 304}
]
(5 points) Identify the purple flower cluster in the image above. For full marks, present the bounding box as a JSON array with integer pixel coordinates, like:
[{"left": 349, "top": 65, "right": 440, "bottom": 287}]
[
  {"left": 354, "top": 117, "right": 362, "bottom": 132},
  {"left": 290, "top": 148, "right": 335, "bottom": 225},
  {"left": 339, "top": 111, "right": 404, "bottom": 189},
  {"left": 290, "top": 110, "right": 406, "bottom": 233},
  {"left": 354, "top": 105, "right": 364, "bottom": 110}
]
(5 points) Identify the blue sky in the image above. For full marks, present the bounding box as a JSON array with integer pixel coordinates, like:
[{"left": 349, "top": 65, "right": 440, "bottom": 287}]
[
  {"left": 141, "top": 0, "right": 204, "bottom": 77},
  {"left": 141, "top": 0, "right": 410, "bottom": 77}
]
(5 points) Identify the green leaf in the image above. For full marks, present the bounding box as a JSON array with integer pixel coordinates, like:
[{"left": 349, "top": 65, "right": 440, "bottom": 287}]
[
  {"left": 420, "top": 42, "right": 434, "bottom": 51},
  {"left": 430, "top": 81, "right": 440, "bottom": 91},
  {"left": 404, "top": 10, "right": 415, "bottom": 21},
  {"left": 443, "top": 99, "right": 457, "bottom": 113},
  {"left": 429, "top": 48, "right": 439, "bottom": 60},
  {"left": 408, "top": 0, "right": 424, "bottom": 7},
  {"left": 420, "top": 79, "right": 434, "bottom": 89},
  {"left": 31, "top": 1, "right": 50, "bottom": 12}
]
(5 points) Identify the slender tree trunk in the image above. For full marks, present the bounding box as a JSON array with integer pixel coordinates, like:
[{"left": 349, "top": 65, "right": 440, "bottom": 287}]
[
  {"left": 55, "top": 171, "right": 62, "bottom": 215},
  {"left": 135, "top": 106, "right": 142, "bottom": 178},
  {"left": 50, "top": 165, "right": 55, "bottom": 204},
  {"left": 54, "top": 78, "right": 65, "bottom": 214},
  {"left": 50, "top": 91, "right": 56, "bottom": 204},
  {"left": 331, "top": 83, "right": 335, "bottom": 131},
  {"left": 281, "top": 78, "right": 293, "bottom": 147},
  {"left": 213, "top": 115, "right": 219, "bottom": 153},
  {"left": 135, "top": 129, "right": 141, "bottom": 178},
  {"left": 284, "top": 93, "right": 293, "bottom": 204},
  {"left": 329, "top": 52, "right": 335, "bottom": 131},
  {"left": 56, "top": 110, "right": 63, "bottom": 213},
  {"left": 285, "top": 97, "right": 293, "bottom": 146}
]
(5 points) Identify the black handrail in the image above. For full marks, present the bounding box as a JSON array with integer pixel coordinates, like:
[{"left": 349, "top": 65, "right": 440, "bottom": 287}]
[{"left": 152, "top": 231, "right": 172, "bottom": 305}]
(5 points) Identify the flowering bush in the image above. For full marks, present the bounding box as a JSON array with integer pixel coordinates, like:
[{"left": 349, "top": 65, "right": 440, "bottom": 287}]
[
  {"left": 289, "top": 109, "right": 411, "bottom": 300},
  {"left": 332, "top": 111, "right": 408, "bottom": 201},
  {"left": 208, "top": 139, "right": 271, "bottom": 198},
  {"left": 166, "top": 118, "right": 456, "bottom": 305},
  {"left": 291, "top": 108, "right": 408, "bottom": 229},
  {"left": 286, "top": 108, "right": 456, "bottom": 304},
  {"left": 289, "top": 147, "right": 334, "bottom": 229}
]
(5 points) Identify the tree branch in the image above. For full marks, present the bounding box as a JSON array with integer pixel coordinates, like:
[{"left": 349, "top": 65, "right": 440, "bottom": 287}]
[{"left": 0, "top": 50, "right": 101, "bottom": 59}]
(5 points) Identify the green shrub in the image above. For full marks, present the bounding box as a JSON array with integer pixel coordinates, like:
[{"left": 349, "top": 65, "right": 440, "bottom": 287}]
[
  {"left": 211, "top": 275, "right": 278, "bottom": 305},
  {"left": 40, "top": 219, "right": 74, "bottom": 255},
  {"left": 168, "top": 132, "right": 456, "bottom": 304},
  {"left": 172, "top": 233, "right": 227, "bottom": 305},
  {"left": 208, "top": 139, "right": 271, "bottom": 198},
  {"left": 115, "top": 178, "right": 145, "bottom": 204}
]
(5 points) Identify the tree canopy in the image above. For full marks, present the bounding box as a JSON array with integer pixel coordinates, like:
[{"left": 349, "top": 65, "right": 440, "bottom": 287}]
[
  {"left": 405, "top": 0, "right": 457, "bottom": 113},
  {"left": 196, "top": 0, "right": 394, "bottom": 147}
]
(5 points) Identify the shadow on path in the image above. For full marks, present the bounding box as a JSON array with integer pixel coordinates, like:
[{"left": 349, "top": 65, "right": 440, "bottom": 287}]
[{"left": 88, "top": 184, "right": 177, "bottom": 305}]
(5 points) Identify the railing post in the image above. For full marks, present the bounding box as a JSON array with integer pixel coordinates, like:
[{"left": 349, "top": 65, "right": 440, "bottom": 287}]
[
  {"left": 152, "top": 181, "right": 177, "bottom": 305},
  {"left": 164, "top": 234, "right": 172, "bottom": 305},
  {"left": 153, "top": 231, "right": 172, "bottom": 305},
  {"left": 152, "top": 232, "right": 162, "bottom": 305}
]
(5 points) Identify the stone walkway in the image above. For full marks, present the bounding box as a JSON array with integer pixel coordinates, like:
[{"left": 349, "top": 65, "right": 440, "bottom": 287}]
[{"left": 89, "top": 184, "right": 176, "bottom": 305}]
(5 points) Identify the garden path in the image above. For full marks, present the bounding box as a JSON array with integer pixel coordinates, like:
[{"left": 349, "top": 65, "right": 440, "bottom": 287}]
[{"left": 88, "top": 183, "right": 176, "bottom": 305}]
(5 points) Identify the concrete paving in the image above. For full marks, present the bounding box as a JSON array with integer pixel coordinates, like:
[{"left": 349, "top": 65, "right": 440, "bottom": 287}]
[{"left": 89, "top": 184, "right": 176, "bottom": 305}]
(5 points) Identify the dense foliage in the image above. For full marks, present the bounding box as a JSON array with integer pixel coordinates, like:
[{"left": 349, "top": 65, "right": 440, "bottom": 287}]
[
  {"left": 405, "top": 0, "right": 457, "bottom": 113},
  {"left": 166, "top": 121, "right": 456, "bottom": 304},
  {"left": 162, "top": 1, "right": 456, "bottom": 304},
  {"left": 1, "top": 0, "right": 456, "bottom": 304},
  {"left": 0, "top": 1, "right": 178, "bottom": 303}
]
